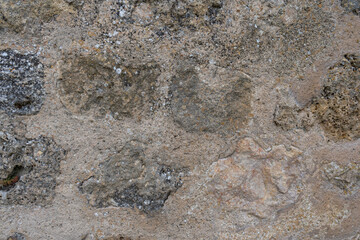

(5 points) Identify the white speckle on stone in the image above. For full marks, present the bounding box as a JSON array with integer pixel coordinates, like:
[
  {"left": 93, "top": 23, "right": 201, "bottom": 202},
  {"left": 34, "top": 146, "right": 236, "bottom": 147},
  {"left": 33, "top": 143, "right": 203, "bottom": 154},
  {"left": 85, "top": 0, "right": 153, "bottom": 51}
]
[
  {"left": 119, "top": 9, "right": 126, "bottom": 18},
  {"left": 209, "top": 59, "right": 216, "bottom": 65},
  {"left": 1, "top": 52, "right": 8, "bottom": 57},
  {"left": 94, "top": 212, "right": 99, "bottom": 217},
  {"left": 116, "top": 68, "right": 122, "bottom": 74}
]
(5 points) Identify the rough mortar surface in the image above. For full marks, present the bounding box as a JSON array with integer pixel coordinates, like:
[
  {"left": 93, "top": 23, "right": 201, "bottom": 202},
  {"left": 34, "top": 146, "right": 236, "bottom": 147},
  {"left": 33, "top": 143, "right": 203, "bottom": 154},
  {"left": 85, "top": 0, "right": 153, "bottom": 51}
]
[{"left": 0, "top": 0, "right": 360, "bottom": 239}]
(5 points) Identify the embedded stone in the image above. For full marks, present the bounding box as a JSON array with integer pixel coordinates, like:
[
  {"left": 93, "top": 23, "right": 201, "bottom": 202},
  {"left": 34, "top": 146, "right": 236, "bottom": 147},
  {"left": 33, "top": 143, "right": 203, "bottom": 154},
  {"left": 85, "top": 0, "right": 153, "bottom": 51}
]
[
  {"left": 0, "top": 49, "right": 45, "bottom": 115},
  {"left": 79, "top": 141, "right": 186, "bottom": 212},
  {"left": 0, "top": 115, "right": 66, "bottom": 206},
  {"left": 58, "top": 54, "right": 160, "bottom": 119},
  {"left": 170, "top": 64, "right": 252, "bottom": 134}
]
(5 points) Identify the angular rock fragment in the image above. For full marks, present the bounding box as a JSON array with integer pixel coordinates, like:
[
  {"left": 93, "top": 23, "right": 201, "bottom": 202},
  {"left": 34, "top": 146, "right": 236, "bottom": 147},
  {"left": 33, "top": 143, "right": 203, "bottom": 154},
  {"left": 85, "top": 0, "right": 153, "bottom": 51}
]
[
  {"left": 0, "top": 49, "right": 45, "bottom": 115},
  {"left": 58, "top": 54, "right": 160, "bottom": 119},
  {"left": 0, "top": 115, "right": 66, "bottom": 205},
  {"left": 170, "top": 64, "right": 252, "bottom": 134},
  {"left": 79, "top": 141, "right": 186, "bottom": 212}
]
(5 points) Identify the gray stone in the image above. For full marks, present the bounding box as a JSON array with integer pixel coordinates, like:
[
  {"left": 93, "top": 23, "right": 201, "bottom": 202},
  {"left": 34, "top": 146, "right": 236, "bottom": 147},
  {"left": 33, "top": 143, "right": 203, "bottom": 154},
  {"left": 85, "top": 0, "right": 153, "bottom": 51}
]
[
  {"left": 0, "top": 115, "right": 66, "bottom": 205},
  {"left": 79, "top": 141, "right": 186, "bottom": 212},
  {"left": 0, "top": 50, "right": 45, "bottom": 115}
]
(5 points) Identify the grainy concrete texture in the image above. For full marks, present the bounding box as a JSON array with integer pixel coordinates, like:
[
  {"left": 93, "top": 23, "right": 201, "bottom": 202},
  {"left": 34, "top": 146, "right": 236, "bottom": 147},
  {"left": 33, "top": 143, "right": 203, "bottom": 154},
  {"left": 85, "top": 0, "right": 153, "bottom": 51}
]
[{"left": 0, "top": 0, "right": 359, "bottom": 239}]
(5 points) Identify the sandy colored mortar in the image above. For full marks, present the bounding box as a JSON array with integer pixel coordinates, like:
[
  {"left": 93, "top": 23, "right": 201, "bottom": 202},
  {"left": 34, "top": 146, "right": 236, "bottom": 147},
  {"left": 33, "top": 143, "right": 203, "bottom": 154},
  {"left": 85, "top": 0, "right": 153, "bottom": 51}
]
[{"left": 0, "top": 0, "right": 360, "bottom": 239}]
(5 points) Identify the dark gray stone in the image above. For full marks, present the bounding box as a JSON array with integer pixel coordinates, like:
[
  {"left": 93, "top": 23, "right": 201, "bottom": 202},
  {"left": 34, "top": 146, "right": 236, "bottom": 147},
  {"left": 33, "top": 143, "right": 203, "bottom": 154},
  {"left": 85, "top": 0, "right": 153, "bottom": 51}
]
[
  {"left": 0, "top": 49, "right": 45, "bottom": 115},
  {"left": 0, "top": 115, "right": 66, "bottom": 205}
]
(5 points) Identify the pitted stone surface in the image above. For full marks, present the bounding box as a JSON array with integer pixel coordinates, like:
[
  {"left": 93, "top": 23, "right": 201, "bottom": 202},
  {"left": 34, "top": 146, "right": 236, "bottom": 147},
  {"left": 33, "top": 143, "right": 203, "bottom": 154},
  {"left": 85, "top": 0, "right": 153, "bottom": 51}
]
[
  {"left": 0, "top": 115, "right": 66, "bottom": 206},
  {"left": 79, "top": 141, "right": 186, "bottom": 212},
  {"left": 310, "top": 54, "right": 360, "bottom": 140},
  {"left": 58, "top": 54, "right": 160, "bottom": 119},
  {"left": 0, "top": 0, "right": 359, "bottom": 239},
  {"left": 0, "top": 50, "right": 45, "bottom": 115}
]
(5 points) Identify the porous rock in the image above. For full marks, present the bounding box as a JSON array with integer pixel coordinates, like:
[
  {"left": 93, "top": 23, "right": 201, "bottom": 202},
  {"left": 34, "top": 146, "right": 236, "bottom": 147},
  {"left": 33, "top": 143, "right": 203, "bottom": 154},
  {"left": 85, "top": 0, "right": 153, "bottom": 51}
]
[
  {"left": 58, "top": 54, "right": 160, "bottom": 119},
  {"left": 0, "top": 114, "right": 66, "bottom": 206},
  {"left": 274, "top": 54, "right": 360, "bottom": 140},
  {"left": 310, "top": 54, "right": 360, "bottom": 140},
  {"left": 79, "top": 140, "right": 186, "bottom": 212},
  {"left": 1, "top": 0, "right": 360, "bottom": 239},
  {"left": 0, "top": 49, "right": 45, "bottom": 115},
  {"left": 0, "top": 0, "right": 64, "bottom": 33}
]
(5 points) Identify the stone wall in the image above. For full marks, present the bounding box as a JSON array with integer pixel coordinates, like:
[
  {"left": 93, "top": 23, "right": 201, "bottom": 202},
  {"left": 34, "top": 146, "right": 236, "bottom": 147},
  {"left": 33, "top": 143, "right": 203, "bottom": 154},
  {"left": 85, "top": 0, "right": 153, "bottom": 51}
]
[{"left": 0, "top": 0, "right": 359, "bottom": 239}]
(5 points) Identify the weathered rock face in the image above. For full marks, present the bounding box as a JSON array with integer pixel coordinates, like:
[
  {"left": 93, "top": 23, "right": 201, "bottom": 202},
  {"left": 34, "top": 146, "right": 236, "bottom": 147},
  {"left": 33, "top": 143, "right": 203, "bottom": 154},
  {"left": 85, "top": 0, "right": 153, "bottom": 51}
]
[
  {"left": 0, "top": 114, "right": 66, "bottom": 206},
  {"left": 0, "top": 0, "right": 360, "bottom": 239},
  {"left": 79, "top": 140, "right": 186, "bottom": 211},
  {"left": 58, "top": 54, "right": 160, "bottom": 119},
  {"left": 170, "top": 64, "right": 252, "bottom": 134},
  {"left": 0, "top": 0, "right": 65, "bottom": 33},
  {"left": 0, "top": 50, "right": 45, "bottom": 115},
  {"left": 207, "top": 137, "right": 307, "bottom": 220},
  {"left": 274, "top": 53, "right": 360, "bottom": 140},
  {"left": 311, "top": 54, "right": 360, "bottom": 140}
]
